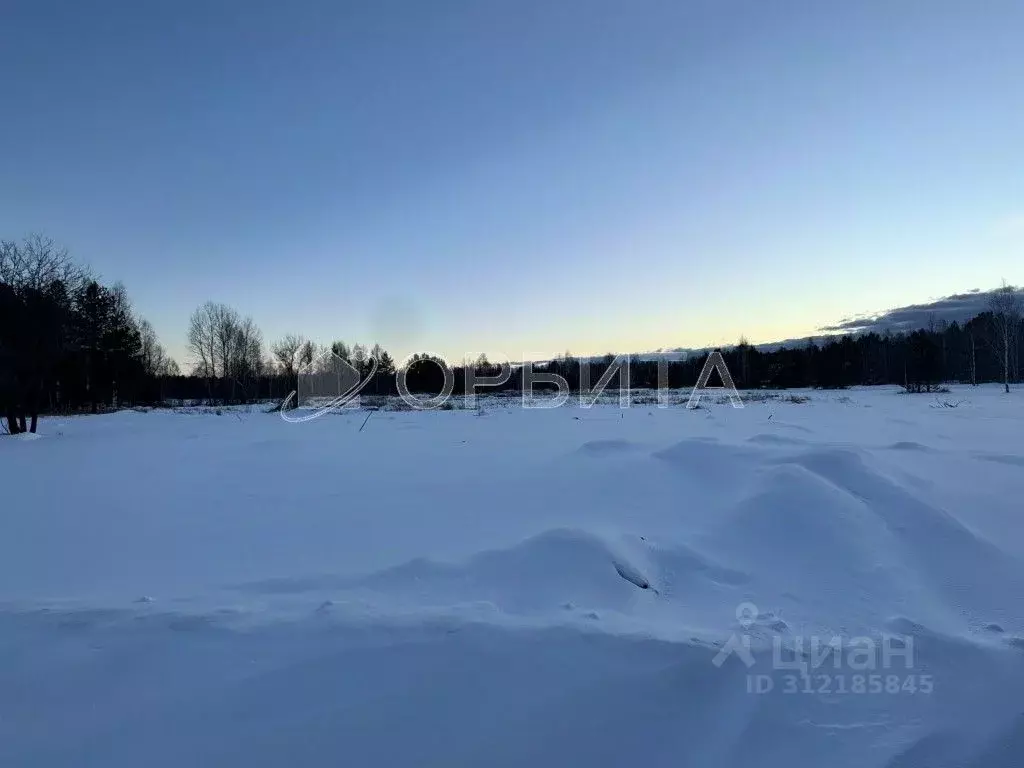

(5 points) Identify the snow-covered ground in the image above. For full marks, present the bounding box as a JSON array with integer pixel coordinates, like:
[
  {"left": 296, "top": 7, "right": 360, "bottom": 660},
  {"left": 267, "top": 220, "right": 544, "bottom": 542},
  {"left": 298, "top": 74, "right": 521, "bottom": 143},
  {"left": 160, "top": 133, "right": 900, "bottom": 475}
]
[{"left": 2, "top": 386, "right": 1023, "bottom": 767}]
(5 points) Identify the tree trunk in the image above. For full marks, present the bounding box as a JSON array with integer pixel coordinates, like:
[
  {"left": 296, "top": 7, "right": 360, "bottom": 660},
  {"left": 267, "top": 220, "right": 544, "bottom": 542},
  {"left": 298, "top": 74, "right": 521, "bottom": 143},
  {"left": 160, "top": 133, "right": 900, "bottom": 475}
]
[
  {"left": 5, "top": 409, "right": 21, "bottom": 435},
  {"left": 27, "top": 384, "right": 41, "bottom": 433},
  {"left": 17, "top": 413, "right": 27, "bottom": 433},
  {"left": 970, "top": 334, "right": 977, "bottom": 386},
  {"left": 1006, "top": 341, "right": 1010, "bottom": 393}
]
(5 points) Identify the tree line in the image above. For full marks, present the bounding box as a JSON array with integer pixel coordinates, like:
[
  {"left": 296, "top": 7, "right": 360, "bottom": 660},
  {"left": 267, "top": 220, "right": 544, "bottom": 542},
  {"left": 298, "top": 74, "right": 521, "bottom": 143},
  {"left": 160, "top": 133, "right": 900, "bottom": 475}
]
[
  {"left": 154, "top": 284, "right": 1024, "bottom": 402},
  {"left": 3, "top": 235, "right": 1022, "bottom": 433},
  {"left": 1, "top": 235, "right": 178, "bottom": 434}
]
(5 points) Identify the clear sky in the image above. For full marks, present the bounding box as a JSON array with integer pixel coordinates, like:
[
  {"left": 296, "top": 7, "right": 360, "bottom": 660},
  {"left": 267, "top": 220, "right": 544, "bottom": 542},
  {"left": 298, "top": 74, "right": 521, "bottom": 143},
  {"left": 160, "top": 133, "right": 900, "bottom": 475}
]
[{"left": 2, "top": 0, "right": 1021, "bottom": 367}]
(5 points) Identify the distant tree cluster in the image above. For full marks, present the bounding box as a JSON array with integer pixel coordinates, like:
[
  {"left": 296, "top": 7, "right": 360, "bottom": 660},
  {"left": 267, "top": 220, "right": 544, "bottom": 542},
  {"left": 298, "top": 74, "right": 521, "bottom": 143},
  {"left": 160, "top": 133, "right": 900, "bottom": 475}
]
[
  {"left": 706, "top": 290, "right": 1022, "bottom": 394},
  {"left": 353, "top": 289, "right": 1023, "bottom": 398},
  {"left": 524, "top": 288, "right": 1021, "bottom": 396}
]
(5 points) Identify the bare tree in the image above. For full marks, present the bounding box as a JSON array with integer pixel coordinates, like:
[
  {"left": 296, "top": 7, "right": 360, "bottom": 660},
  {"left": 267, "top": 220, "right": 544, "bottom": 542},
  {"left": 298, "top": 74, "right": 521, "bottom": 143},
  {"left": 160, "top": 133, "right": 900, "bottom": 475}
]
[
  {"left": 0, "top": 234, "right": 89, "bottom": 293},
  {"left": 139, "top": 318, "right": 164, "bottom": 377},
  {"left": 969, "top": 329, "right": 977, "bottom": 386},
  {"left": 209, "top": 304, "right": 240, "bottom": 400},
  {"left": 988, "top": 282, "right": 1022, "bottom": 394},
  {"left": 230, "top": 316, "right": 263, "bottom": 400},
  {"left": 272, "top": 334, "right": 306, "bottom": 378},
  {"left": 138, "top": 318, "right": 178, "bottom": 377},
  {"left": 187, "top": 302, "right": 266, "bottom": 403},
  {"left": 736, "top": 335, "right": 750, "bottom": 386},
  {"left": 137, "top": 318, "right": 179, "bottom": 403},
  {"left": 211, "top": 304, "right": 240, "bottom": 383},
  {"left": 271, "top": 334, "right": 308, "bottom": 409},
  {"left": 187, "top": 302, "right": 219, "bottom": 385},
  {"left": 297, "top": 339, "right": 316, "bottom": 372}
]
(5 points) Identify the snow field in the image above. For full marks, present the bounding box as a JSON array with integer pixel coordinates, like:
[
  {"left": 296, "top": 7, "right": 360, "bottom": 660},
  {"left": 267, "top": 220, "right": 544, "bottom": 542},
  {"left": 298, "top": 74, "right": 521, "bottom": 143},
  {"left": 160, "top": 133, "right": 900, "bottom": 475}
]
[{"left": 1, "top": 385, "right": 1023, "bottom": 767}]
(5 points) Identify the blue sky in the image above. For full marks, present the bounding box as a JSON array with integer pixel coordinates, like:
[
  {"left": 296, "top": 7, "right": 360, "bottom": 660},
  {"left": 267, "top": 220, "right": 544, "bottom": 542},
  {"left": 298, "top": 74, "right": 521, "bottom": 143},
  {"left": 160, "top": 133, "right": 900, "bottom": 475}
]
[{"left": 2, "top": 0, "right": 1021, "bottom": 367}]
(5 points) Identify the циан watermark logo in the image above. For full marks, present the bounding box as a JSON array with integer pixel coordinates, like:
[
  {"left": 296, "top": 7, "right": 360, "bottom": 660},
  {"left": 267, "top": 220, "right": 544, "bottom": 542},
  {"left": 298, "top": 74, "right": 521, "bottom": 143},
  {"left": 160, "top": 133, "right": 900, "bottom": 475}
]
[{"left": 713, "top": 602, "right": 934, "bottom": 696}]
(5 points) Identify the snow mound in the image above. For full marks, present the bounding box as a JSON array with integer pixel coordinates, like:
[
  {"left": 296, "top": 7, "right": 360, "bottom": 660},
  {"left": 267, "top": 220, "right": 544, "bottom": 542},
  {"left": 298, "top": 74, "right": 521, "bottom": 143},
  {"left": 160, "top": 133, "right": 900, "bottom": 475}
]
[
  {"left": 705, "top": 460, "right": 910, "bottom": 618},
  {"left": 237, "top": 527, "right": 749, "bottom": 628}
]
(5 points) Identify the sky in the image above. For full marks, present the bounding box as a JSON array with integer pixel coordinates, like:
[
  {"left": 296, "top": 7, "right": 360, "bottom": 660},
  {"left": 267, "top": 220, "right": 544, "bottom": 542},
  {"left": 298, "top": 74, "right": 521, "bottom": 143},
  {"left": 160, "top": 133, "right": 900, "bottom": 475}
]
[{"left": 2, "top": 0, "right": 1022, "bottom": 368}]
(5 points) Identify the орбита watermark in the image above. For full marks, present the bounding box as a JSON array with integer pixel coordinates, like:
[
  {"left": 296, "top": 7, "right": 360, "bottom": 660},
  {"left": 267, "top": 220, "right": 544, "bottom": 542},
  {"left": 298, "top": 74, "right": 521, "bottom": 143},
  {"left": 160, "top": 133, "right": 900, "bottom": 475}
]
[
  {"left": 279, "top": 348, "right": 745, "bottom": 421},
  {"left": 712, "top": 602, "right": 933, "bottom": 696},
  {"left": 279, "top": 350, "right": 378, "bottom": 423}
]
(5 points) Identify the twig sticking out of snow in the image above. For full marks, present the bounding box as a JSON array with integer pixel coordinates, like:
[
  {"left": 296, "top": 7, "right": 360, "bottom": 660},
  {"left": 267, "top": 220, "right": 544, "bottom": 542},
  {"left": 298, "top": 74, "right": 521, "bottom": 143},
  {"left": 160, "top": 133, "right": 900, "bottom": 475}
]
[
  {"left": 358, "top": 409, "right": 376, "bottom": 432},
  {"left": 614, "top": 561, "right": 659, "bottom": 595},
  {"left": 931, "top": 398, "right": 966, "bottom": 409},
  {"left": 315, "top": 600, "right": 334, "bottom": 614}
]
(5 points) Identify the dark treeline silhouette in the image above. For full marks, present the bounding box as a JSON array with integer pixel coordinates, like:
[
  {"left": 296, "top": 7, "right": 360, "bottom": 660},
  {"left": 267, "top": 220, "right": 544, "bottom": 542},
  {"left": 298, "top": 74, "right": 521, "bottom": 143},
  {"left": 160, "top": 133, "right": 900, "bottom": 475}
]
[
  {"left": 3, "top": 236, "right": 1022, "bottom": 433},
  {"left": 1, "top": 235, "right": 180, "bottom": 433},
  {"left": 395, "top": 308, "right": 1021, "bottom": 397}
]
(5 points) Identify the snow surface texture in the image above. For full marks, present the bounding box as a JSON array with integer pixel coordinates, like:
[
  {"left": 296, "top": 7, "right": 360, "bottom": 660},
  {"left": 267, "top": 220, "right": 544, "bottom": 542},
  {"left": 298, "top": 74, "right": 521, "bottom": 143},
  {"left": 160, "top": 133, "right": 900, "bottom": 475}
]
[{"left": 2, "top": 386, "right": 1023, "bottom": 767}]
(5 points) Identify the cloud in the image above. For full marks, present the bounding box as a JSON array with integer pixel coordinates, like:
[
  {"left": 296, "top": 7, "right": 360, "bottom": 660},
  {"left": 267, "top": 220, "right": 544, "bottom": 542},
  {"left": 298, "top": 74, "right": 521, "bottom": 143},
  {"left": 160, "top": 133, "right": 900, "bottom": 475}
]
[
  {"left": 818, "top": 286, "right": 1024, "bottom": 335},
  {"left": 623, "top": 285, "right": 1024, "bottom": 359}
]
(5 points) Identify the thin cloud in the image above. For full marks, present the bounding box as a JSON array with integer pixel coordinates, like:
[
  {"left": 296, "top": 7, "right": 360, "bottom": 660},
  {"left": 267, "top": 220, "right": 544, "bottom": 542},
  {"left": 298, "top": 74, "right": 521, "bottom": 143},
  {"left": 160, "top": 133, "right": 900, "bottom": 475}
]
[{"left": 819, "top": 286, "right": 1024, "bottom": 334}]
